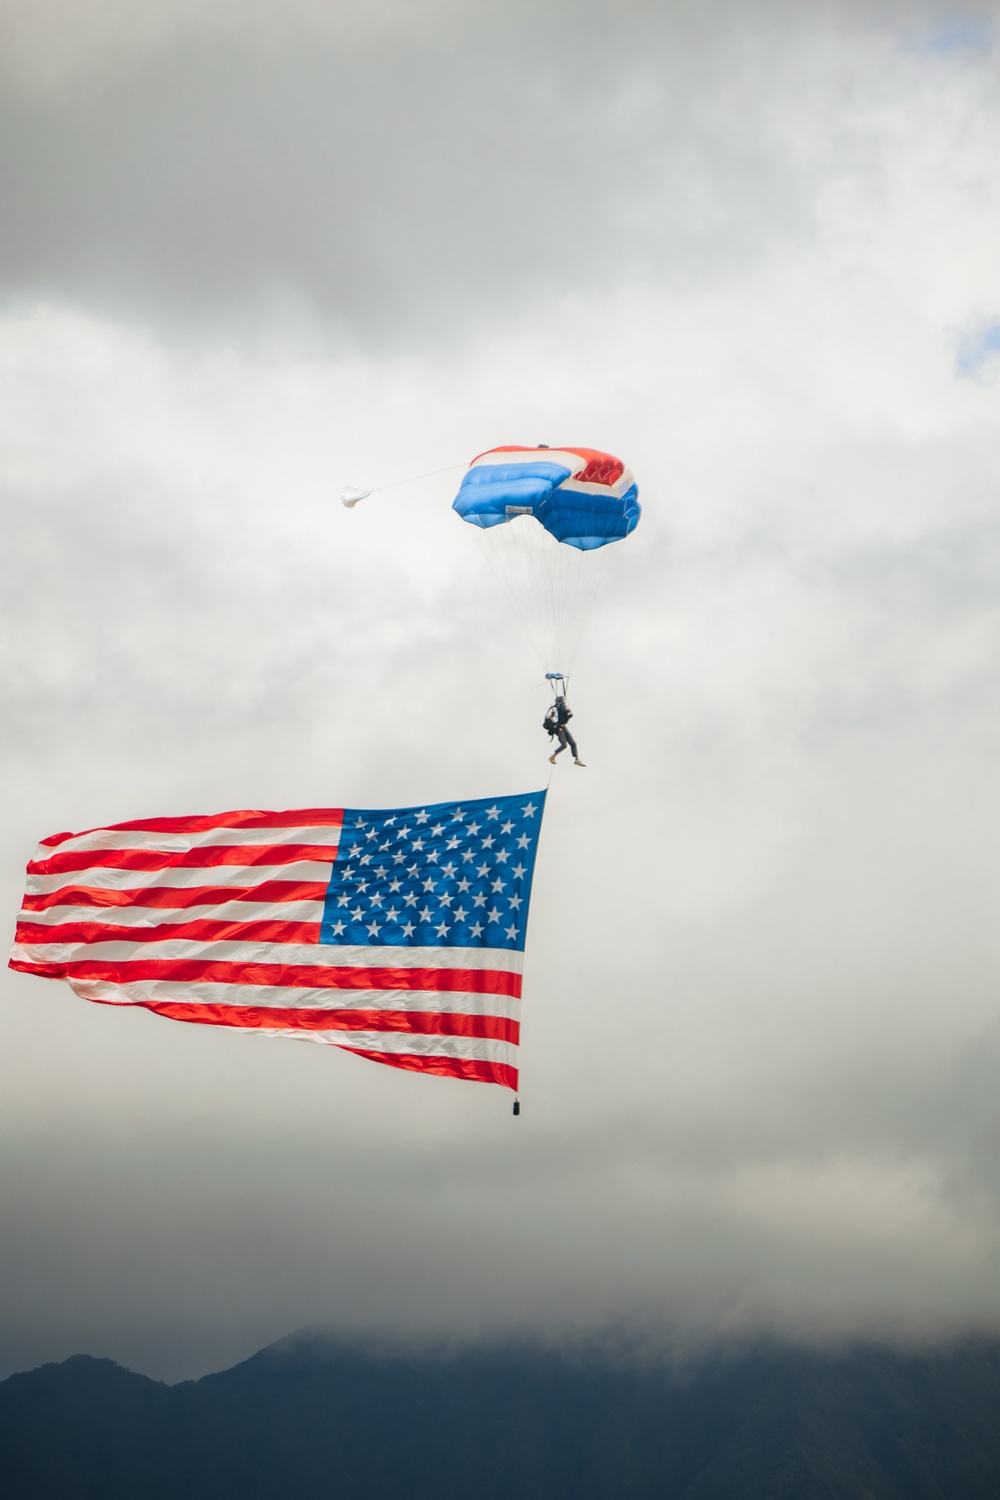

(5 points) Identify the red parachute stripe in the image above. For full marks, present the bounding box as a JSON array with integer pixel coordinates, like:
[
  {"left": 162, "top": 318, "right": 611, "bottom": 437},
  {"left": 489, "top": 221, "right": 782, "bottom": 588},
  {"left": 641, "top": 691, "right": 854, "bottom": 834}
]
[
  {"left": 572, "top": 454, "right": 624, "bottom": 485},
  {"left": 470, "top": 444, "right": 623, "bottom": 486}
]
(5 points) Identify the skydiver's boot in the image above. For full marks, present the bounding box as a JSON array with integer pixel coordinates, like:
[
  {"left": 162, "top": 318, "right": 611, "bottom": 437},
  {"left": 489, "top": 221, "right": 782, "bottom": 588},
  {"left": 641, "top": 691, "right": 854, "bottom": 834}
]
[
  {"left": 574, "top": 759, "right": 586, "bottom": 767},
  {"left": 548, "top": 754, "right": 558, "bottom": 764}
]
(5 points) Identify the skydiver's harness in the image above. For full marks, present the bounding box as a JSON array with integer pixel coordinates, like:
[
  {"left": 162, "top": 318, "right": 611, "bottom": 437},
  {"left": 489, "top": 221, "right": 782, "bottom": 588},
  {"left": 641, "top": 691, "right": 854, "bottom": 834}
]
[{"left": 543, "top": 703, "right": 572, "bottom": 737}]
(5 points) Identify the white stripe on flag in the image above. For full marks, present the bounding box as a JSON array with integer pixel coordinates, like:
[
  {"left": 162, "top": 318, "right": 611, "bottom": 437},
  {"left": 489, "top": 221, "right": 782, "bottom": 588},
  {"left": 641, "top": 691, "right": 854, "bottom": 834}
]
[
  {"left": 11, "top": 940, "right": 525, "bottom": 972},
  {"left": 68, "top": 979, "right": 521, "bottom": 1017},
  {"left": 264, "top": 1030, "right": 519, "bottom": 1066},
  {"left": 34, "top": 825, "right": 343, "bottom": 857},
  {"left": 26, "top": 861, "right": 336, "bottom": 896},
  {"left": 21, "top": 899, "right": 327, "bottom": 928}
]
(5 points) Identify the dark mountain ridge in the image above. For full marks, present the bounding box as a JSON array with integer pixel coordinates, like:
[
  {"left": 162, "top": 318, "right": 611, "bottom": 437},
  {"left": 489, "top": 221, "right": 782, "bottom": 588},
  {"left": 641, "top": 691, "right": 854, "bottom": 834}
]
[{"left": 2, "top": 1334, "right": 1000, "bottom": 1498}]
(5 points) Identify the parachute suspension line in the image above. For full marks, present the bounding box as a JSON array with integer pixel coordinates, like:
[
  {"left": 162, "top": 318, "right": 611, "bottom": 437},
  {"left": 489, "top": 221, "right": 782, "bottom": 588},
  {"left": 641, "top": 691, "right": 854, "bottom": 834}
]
[
  {"left": 367, "top": 461, "right": 468, "bottom": 494},
  {"left": 475, "top": 517, "right": 603, "bottom": 680},
  {"left": 474, "top": 524, "right": 546, "bottom": 668},
  {"left": 341, "top": 462, "right": 467, "bottom": 508}
]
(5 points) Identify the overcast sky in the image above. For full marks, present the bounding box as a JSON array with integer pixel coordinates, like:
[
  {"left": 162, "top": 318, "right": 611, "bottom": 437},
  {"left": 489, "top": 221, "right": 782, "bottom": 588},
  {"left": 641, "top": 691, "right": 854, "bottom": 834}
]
[{"left": 3, "top": 0, "right": 1000, "bottom": 1384}]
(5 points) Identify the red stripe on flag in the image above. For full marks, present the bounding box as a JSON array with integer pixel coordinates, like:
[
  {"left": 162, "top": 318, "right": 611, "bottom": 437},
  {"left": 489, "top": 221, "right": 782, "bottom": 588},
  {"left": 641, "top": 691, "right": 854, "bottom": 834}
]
[
  {"left": 127, "top": 999, "right": 518, "bottom": 1043},
  {"left": 20, "top": 881, "right": 330, "bottom": 912},
  {"left": 39, "top": 809, "right": 345, "bottom": 846},
  {"left": 10, "top": 956, "right": 522, "bottom": 995},
  {"left": 9, "top": 957, "right": 66, "bottom": 979},
  {"left": 346, "top": 1047, "right": 517, "bottom": 1092},
  {"left": 16, "top": 919, "right": 323, "bottom": 946},
  {"left": 29, "top": 844, "right": 338, "bottom": 876}
]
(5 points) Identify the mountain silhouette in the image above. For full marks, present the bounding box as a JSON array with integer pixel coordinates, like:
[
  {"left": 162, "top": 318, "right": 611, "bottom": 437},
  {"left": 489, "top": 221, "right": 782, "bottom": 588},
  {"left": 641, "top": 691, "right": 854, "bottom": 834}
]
[{"left": 2, "top": 1335, "right": 1000, "bottom": 1497}]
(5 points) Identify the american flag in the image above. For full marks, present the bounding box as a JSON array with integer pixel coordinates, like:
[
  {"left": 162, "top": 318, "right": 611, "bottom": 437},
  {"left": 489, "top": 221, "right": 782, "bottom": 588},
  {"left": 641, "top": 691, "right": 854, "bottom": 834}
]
[{"left": 10, "top": 791, "right": 547, "bottom": 1094}]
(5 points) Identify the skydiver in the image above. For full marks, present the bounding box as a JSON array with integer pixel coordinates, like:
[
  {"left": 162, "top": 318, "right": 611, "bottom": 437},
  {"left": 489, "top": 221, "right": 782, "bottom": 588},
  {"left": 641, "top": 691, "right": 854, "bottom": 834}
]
[{"left": 544, "top": 696, "right": 585, "bottom": 766}]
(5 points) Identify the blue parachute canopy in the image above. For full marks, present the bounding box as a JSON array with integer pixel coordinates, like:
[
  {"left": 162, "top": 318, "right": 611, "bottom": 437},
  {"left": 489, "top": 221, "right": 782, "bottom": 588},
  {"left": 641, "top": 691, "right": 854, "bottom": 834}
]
[{"left": 453, "top": 445, "right": 640, "bottom": 551}]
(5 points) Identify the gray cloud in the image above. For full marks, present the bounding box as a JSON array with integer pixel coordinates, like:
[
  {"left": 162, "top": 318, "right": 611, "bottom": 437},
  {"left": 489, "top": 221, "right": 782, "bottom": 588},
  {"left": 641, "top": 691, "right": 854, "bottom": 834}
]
[
  {"left": 3, "top": 0, "right": 1000, "bottom": 1383},
  {"left": 0, "top": 0, "right": 891, "bottom": 346}
]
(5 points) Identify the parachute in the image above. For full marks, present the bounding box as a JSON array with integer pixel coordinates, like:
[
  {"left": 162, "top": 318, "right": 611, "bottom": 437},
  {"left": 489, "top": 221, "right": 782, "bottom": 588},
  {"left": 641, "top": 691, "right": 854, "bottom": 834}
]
[
  {"left": 453, "top": 445, "right": 640, "bottom": 681},
  {"left": 453, "top": 446, "right": 639, "bottom": 549}
]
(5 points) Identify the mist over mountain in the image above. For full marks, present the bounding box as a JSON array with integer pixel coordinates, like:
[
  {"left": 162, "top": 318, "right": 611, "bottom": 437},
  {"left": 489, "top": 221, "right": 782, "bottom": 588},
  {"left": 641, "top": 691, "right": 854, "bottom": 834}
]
[{"left": 3, "top": 1334, "right": 1000, "bottom": 1499}]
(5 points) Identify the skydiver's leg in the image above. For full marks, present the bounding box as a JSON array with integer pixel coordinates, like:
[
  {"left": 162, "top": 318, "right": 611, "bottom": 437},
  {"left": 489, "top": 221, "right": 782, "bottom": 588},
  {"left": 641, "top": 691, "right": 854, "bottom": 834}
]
[
  {"left": 550, "top": 730, "right": 569, "bottom": 759},
  {"left": 566, "top": 730, "right": 585, "bottom": 766}
]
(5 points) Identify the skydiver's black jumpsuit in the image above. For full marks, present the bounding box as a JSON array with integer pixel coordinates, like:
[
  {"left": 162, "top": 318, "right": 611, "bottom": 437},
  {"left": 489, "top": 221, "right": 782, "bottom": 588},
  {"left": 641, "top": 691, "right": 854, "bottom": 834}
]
[{"left": 546, "top": 701, "right": 580, "bottom": 761}]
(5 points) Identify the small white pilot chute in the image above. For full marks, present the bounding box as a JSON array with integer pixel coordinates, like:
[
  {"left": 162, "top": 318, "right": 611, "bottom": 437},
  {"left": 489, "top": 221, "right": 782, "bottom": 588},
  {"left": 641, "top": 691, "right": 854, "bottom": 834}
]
[{"left": 340, "top": 485, "right": 371, "bottom": 508}]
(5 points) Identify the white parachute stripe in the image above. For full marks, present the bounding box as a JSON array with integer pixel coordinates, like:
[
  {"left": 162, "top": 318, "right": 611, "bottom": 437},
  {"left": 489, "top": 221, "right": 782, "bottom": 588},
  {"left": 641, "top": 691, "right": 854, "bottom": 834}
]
[
  {"left": 469, "top": 448, "right": 586, "bottom": 475},
  {"left": 21, "top": 899, "right": 327, "bottom": 929},
  {"left": 12, "top": 940, "right": 524, "bottom": 972},
  {"left": 559, "top": 469, "right": 635, "bottom": 499},
  {"left": 35, "top": 824, "right": 343, "bottom": 857},
  {"left": 269, "top": 1030, "right": 519, "bottom": 1066},
  {"left": 68, "top": 978, "right": 521, "bottom": 1018},
  {"left": 26, "top": 860, "right": 335, "bottom": 896}
]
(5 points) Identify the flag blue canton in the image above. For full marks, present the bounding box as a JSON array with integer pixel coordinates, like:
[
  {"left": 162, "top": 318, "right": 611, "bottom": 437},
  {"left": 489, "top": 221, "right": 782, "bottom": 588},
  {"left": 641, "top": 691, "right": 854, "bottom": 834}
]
[{"left": 320, "top": 792, "right": 546, "bottom": 951}]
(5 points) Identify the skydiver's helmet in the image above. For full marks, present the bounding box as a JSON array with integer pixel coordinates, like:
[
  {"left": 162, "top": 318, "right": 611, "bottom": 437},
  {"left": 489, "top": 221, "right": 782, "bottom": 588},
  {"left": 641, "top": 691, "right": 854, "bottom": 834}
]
[{"left": 555, "top": 695, "right": 565, "bottom": 705}]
